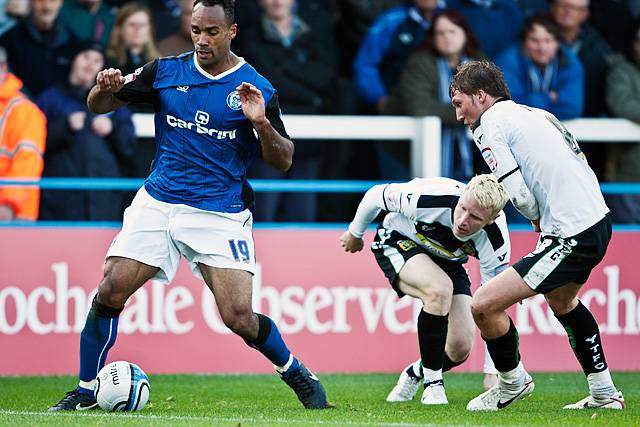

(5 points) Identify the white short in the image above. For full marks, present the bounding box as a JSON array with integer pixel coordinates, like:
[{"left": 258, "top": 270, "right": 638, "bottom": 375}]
[{"left": 107, "top": 187, "right": 255, "bottom": 284}]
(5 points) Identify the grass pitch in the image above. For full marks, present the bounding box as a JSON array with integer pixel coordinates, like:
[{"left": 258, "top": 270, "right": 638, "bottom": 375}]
[{"left": 0, "top": 372, "right": 637, "bottom": 426}]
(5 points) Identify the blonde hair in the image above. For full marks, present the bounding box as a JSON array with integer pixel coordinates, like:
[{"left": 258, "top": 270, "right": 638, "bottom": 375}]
[
  {"left": 465, "top": 174, "right": 510, "bottom": 216},
  {"left": 106, "top": 2, "right": 160, "bottom": 66}
]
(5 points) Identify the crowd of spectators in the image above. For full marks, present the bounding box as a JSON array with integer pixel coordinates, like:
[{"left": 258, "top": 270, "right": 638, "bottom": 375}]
[{"left": 0, "top": 0, "right": 639, "bottom": 223}]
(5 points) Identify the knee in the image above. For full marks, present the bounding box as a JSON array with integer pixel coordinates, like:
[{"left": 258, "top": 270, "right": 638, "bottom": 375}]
[
  {"left": 446, "top": 338, "right": 472, "bottom": 362},
  {"left": 220, "top": 308, "right": 256, "bottom": 339},
  {"left": 97, "top": 265, "right": 130, "bottom": 308},
  {"left": 420, "top": 278, "right": 453, "bottom": 310},
  {"left": 470, "top": 294, "right": 491, "bottom": 322},
  {"left": 546, "top": 296, "right": 578, "bottom": 316}
]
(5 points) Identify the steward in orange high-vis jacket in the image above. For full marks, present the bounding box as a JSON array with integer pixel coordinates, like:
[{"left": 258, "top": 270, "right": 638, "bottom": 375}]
[{"left": 0, "top": 57, "right": 47, "bottom": 220}]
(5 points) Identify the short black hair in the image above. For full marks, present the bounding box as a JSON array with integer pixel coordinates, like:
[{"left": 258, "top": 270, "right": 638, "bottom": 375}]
[{"left": 193, "top": 0, "right": 235, "bottom": 24}]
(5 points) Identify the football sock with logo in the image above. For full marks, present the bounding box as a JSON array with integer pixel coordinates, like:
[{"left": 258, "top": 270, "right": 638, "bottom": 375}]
[
  {"left": 246, "top": 313, "right": 299, "bottom": 374},
  {"left": 77, "top": 297, "right": 122, "bottom": 395},
  {"left": 484, "top": 317, "right": 521, "bottom": 373},
  {"left": 555, "top": 301, "right": 616, "bottom": 396},
  {"left": 417, "top": 310, "right": 448, "bottom": 382}
]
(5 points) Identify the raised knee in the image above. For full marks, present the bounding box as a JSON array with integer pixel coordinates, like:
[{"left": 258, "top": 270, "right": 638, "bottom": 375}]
[
  {"left": 470, "top": 297, "right": 489, "bottom": 320},
  {"left": 423, "top": 278, "right": 453, "bottom": 306},
  {"left": 97, "top": 269, "right": 129, "bottom": 308}
]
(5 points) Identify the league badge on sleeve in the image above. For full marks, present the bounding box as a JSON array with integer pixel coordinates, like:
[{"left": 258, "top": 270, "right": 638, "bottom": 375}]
[
  {"left": 123, "top": 66, "right": 143, "bottom": 85},
  {"left": 226, "top": 91, "right": 242, "bottom": 110},
  {"left": 481, "top": 147, "right": 498, "bottom": 172}
]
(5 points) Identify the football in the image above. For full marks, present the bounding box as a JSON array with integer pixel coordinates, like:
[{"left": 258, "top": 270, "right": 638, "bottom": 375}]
[{"left": 95, "top": 361, "right": 150, "bottom": 411}]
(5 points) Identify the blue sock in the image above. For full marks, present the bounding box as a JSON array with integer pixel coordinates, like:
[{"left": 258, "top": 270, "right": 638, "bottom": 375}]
[
  {"left": 78, "top": 298, "right": 121, "bottom": 386},
  {"left": 247, "top": 314, "right": 299, "bottom": 372}
]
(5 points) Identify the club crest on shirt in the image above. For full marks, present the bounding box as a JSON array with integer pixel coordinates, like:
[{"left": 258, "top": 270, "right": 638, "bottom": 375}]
[
  {"left": 481, "top": 147, "right": 498, "bottom": 172},
  {"left": 226, "top": 91, "right": 242, "bottom": 110}
]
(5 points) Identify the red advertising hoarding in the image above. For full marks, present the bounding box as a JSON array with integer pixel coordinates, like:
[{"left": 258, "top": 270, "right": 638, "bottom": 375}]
[{"left": 0, "top": 227, "right": 638, "bottom": 375}]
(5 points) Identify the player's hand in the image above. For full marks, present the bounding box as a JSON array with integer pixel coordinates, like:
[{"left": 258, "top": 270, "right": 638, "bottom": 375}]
[
  {"left": 91, "top": 115, "right": 113, "bottom": 136},
  {"left": 531, "top": 218, "right": 541, "bottom": 232},
  {"left": 339, "top": 230, "right": 364, "bottom": 253},
  {"left": 68, "top": 111, "right": 86, "bottom": 131},
  {"left": 96, "top": 68, "right": 125, "bottom": 93},
  {"left": 236, "top": 82, "right": 266, "bottom": 124}
]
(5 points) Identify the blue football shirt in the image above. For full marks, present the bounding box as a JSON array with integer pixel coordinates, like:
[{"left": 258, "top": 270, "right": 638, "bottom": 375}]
[{"left": 115, "top": 52, "right": 290, "bottom": 213}]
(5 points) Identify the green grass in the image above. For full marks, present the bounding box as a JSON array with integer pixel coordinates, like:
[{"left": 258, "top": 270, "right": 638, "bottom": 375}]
[{"left": 0, "top": 372, "right": 637, "bottom": 426}]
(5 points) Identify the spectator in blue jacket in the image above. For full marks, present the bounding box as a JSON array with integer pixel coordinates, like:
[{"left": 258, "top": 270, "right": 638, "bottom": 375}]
[
  {"left": 353, "top": 0, "right": 442, "bottom": 112},
  {"left": 36, "top": 43, "right": 136, "bottom": 221},
  {"left": 447, "top": 0, "right": 524, "bottom": 60},
  {"left": 496, "top": 14, "right": 584, "bottom": 120}
]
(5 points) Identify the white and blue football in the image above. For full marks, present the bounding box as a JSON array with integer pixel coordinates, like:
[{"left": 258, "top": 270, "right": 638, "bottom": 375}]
[{"left": 95, "top": 361, "right": 150, "bottom": 411}]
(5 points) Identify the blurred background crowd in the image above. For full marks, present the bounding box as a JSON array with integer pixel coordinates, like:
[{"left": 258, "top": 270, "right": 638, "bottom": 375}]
[{"left": 0, "top": 0, "right": 639, "bottom": 223}]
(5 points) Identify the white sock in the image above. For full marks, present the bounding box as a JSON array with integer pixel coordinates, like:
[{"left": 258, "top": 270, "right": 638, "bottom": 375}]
[
  {"left": 587, "top": 369, "right": 617, "bottom": 398},
  {"left": 422, "top": 368, "right": 443, "bottom": 384},
  {"left": 411, "top": 359, "right": 423, "bottom": 378},
  {"left": 274, "top": 354, "right": 294, "bottom": 374},
  {"left": 498, "top": 362, "right": 527, "bottom": 388},
  {"left": 78, "top": 379, "right": 96, "bottom": 392}
]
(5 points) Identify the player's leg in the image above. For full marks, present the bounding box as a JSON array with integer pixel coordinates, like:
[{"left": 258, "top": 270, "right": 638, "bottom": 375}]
[
  {"left": 49, "top": 257, "right": 159, "bottom": 411},
  {"left": 396, "top": 254, "right": 453, "bottom": 405},
  {"left": 466, "top": 267, "right": 537, "bottom": 411},
  {"left": 49, "top": 187, "right": 173, "bottom": 411},
  {"left": 442, "top": 265, "right": 475, "bottom": 371},
  {"left": 444, "top": 293, "right": 474, "bottom": 364},
  {"left": 545, "top": 284, "right": 624, "bottom": 409},
  {"left": 198, "top": 264, "right": 329, "bottom": 409},
  {"left": 371, "top": 229, "right": 451, "bottom": 403}
]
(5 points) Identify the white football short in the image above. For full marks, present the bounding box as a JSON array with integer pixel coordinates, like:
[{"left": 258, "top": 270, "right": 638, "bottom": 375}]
[{"left": 106, "top": 187, "right": 255, "bottom": 284}]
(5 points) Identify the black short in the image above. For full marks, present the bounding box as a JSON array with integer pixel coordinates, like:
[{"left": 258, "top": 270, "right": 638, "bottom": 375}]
[
  {"left": 371, "top": 227, "right": 471, "bottom": 298},
  {"left": 513, "top": 214, "right": 612, "bottom": 294}
]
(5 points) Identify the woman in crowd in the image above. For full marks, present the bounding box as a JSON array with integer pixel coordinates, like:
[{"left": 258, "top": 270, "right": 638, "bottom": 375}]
[
  {"left": 105, "top": 2, "right": 159, "bottom": 76},
  {"left": 384, "top": 9, "right": 483, "bottom": 180}
]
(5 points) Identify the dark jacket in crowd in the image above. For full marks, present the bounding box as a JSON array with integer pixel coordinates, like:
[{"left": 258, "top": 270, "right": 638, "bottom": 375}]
[
  {"left": 236, "top": 16, "right": 336, "bottom": 156},
  {"left": 0, "top": 17, "right": 79, "bottom": 99},
  {"left": 570, "top": 24, "right": 613, "bottom": 117},
  {"left": 36, "top": 82, "right": 136, "bottom": 221}
]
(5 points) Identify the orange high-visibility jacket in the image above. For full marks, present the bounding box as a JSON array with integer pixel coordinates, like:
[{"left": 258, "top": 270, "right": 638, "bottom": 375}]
[{"left": 0, "top": 73, "right": 46, "bottom": 220}]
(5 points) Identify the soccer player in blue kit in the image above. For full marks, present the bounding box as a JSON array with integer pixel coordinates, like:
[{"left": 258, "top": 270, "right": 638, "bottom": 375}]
[{"left": 49, "top": 0, "right": 329, "bottom": 411}]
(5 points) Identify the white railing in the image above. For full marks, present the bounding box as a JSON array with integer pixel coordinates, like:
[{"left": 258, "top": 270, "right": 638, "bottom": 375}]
[{"left": 132, "top": 114, "right": 640, "bottom": 178}]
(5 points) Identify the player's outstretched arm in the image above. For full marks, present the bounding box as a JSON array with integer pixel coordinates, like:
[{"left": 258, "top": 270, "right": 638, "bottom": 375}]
[
  {"left": 87, "top": 68, "right": 129, "bottom": 114},
  {"left": 237, "top": 82, "right": 293, "bottom": 171},
  {"left": 340, "top": 184, "right": 391, "bottom": 253}
]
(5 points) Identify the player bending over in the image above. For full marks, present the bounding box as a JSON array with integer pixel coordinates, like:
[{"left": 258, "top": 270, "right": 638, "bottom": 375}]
[{"left": 340, "top": 175, "right": 510, "bottom": 404}]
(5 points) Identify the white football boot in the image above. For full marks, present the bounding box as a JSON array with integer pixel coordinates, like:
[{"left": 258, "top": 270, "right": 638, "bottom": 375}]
[
  {"left": 563, "top": 391, "right": 625, "bottom": 410},
  {"left": 467, "top": 374, "right": 535, "bottom": 411},
  {"left": 421, "top": 380, "right": 448, "bottom": 405},
  {"left": 386, "top": 364, "right": 422, "bottom": 402}
]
